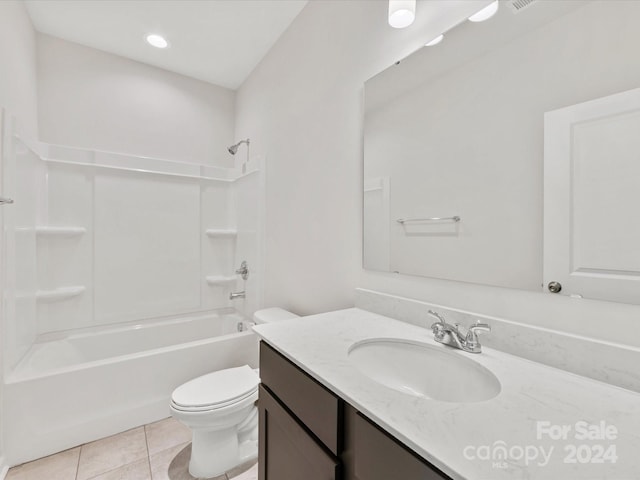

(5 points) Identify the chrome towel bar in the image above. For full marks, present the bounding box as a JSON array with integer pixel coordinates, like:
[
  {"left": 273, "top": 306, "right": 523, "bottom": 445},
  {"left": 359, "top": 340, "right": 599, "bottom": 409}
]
[{"left": 397, "top": 216, "right": 460, "bottom": 224}]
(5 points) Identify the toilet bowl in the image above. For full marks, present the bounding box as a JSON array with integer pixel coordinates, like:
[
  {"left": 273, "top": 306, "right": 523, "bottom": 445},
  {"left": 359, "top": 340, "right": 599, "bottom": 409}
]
[{"left": 170, "top": 307, "right": 299, "bottom": 478}]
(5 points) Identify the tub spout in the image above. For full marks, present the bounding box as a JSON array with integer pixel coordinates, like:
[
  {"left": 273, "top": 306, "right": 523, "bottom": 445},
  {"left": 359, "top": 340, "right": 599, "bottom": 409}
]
[{"left": 229, "top": 291, "right": 245, "bottom": 300}]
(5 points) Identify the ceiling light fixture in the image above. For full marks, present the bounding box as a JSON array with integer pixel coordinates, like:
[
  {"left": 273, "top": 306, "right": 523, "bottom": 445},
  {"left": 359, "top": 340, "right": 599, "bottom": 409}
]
[
  {"left": 468, "top": 1, "right": 499, "bottom": 22},
  {"left": 146, "top": 34, "right": 168, "bottom": 49},
  {"left": 388, "top": 0, "right": 416, "bottom": 29},
  {"left": 425, "top": 34, "right": 444, "bottom": 46}
]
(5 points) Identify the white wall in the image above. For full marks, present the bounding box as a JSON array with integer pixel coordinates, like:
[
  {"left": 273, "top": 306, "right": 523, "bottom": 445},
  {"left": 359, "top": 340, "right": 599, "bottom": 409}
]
[
  {"left": 0, "top": 1, "right": 39, "bottom": 136},
  {"left": 37, "top": 34, "right": 236, "bottom": 167},
  {"left": 235, "top": 0, "right": 640, "bottom": 348}
]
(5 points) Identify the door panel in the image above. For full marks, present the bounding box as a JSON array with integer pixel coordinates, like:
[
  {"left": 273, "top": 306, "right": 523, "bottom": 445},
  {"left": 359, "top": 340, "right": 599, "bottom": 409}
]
[{"left": 544, "top": 87, "right": 640, "bottom": 303}]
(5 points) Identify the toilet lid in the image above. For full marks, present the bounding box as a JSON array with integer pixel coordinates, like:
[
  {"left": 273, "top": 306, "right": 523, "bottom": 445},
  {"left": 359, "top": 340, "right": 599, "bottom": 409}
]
[{"left": 171, "top": 365, "right": 259, "bottom": 409}]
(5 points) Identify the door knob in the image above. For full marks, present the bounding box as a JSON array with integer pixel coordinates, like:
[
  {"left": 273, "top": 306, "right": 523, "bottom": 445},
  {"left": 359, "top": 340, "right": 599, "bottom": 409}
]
[{"left": 547, "top": 281, "right": 562, "bottom": 293}]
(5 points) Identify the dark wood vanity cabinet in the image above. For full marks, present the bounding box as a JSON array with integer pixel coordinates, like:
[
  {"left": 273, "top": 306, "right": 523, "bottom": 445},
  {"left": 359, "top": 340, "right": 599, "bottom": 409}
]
[
  {"left": 259, "top": 341, "right": 341, "bottom": 480},
  {"left": 259, "top": 342, "right": 452, "bottom": 480},
  {"left": 258, "top": 385, "right": 339, "bottom": 480},
  {"left": 343, "top": 406, "right": 451, "bottom": 480}
]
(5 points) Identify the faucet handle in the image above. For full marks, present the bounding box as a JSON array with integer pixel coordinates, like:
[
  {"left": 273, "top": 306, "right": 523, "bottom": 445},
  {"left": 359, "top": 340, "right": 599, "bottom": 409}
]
[
  {"left": 428, "top": 309, "right": 445, "bottom": 325},
  {"left": 428, "top": 310, "right": 447, "bottom": 339},
  {"left": 466, "top": 322, "right": 491, "bottom": 347},
  {"left": 428, "top": 310, "right": 446, "bottom": 333}
]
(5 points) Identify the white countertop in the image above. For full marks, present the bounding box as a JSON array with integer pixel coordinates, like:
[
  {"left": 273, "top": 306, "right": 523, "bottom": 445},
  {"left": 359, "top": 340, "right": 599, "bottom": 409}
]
[{"left": 253, "top": 308, "right": 640, "bottom": 480}]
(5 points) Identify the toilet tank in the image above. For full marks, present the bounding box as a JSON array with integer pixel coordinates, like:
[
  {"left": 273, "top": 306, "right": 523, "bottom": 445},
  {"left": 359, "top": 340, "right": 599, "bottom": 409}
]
[{"left": 253, "top": 307, "right": 299, "bottom": 324}]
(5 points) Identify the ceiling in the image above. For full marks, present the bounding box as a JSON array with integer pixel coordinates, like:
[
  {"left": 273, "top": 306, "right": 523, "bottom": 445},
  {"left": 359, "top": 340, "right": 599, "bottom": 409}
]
[{"left": 25, "top": 0, "right": 308, "bottom": 90}]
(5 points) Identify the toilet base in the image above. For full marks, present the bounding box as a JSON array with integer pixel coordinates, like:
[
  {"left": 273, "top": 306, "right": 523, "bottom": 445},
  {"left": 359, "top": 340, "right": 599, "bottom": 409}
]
[
  {"left": 186, "top": 407, "right": 259, "bottom": 478},
  {"left": 238, "top": 438, "right": 258, "bottom": 464},
  {"left": 189, "top": 425, "right": 236, "bottom": 478},
  {"left": 189, "top": 435, "right": 258, "bottom": 478}
]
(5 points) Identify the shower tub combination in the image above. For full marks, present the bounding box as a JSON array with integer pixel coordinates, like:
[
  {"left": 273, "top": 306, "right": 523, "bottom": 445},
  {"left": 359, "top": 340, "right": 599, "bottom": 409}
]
[
  {"left": 1, "top": 129, "right": 265, "bottom": 466},
  {"left": 4, "top": 310, "right": 259, "bottom": 465}
]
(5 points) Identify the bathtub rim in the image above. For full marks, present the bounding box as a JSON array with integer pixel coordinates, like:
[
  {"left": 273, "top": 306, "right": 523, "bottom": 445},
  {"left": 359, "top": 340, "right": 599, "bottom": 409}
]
[
  {"left": 6, "top": 309, "right": 255, "bottom": 384},
  {"left": 34, "top": 307, "right": 243, "bottom": 343}
]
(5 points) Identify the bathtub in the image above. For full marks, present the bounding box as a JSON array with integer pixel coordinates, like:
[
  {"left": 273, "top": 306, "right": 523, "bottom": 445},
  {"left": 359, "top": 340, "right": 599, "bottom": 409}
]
[{"left": 3, "top": 309, "right": 259, "bottom": 465}]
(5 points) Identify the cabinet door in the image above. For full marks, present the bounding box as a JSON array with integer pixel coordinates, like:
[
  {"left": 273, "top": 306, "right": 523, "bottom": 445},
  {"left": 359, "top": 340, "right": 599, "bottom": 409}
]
[
  {"left": 259, "top": 385, "right": 339, "bottom": 480},
  {"left": 344, "top": 405, "right": 451, "bottom": 480},
  {"left": 260, "top": 342, "right": 341, "bottom": 455}
]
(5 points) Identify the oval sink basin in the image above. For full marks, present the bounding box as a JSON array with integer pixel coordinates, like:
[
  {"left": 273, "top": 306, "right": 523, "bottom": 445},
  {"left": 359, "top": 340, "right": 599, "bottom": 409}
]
[{"left": 348, "top": 339, "right": 501, "bottom": 403}]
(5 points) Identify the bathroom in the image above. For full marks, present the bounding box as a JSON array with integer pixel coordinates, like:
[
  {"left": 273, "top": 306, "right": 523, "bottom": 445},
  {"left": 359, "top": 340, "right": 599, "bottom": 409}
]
[{"left": 1, "top": 0, "right": 639, "bottom": 479}]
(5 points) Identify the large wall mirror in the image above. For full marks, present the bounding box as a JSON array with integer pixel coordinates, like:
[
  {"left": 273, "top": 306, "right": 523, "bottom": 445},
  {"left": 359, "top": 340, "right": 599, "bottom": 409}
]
[{"left": 363, "top": 0, "right": 640, "bottom": 304}]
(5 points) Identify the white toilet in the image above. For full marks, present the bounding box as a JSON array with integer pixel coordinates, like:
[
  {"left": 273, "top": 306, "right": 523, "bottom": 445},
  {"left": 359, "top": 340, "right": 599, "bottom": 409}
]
[{"left": 170, "top": 308, "right": 299, "bottom": 478}]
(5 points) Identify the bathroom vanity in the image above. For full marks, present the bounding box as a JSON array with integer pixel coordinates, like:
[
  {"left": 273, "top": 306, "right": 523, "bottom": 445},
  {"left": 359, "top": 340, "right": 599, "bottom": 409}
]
[
  {"left": 259, "top": 341, "right": 448, "bottom": 480},
  {"left": 254, "top": 308, "right": 640, "bottom": 480}
]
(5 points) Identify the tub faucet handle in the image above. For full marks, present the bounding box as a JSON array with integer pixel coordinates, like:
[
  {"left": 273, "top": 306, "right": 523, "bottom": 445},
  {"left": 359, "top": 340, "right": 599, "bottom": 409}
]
[{"left": 235, "top": 261, "right": 249, "bottom": 280}]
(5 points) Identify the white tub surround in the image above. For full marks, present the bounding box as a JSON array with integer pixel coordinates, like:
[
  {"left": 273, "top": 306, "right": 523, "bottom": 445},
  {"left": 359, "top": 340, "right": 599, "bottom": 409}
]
[
  {"left": 355, "top": 289, "right": 640, "bottom": 394},
  {"left": 2, "top": 121, "right": 266, "bottom": 467},
  {"left": 253, "top": 308, "right": 640, "bottom": 480},
  {"left": 3, "top": 132, "right": 255, "bottom": 368},
  {"left": 4, "top": 311, "right": 259, "bottom": 466}
]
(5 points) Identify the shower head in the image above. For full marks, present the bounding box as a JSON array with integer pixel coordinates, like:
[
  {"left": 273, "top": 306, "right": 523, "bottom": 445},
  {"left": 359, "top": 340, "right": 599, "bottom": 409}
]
[{"left": 227, "top": 139, "right": 250, "bottom": 155}]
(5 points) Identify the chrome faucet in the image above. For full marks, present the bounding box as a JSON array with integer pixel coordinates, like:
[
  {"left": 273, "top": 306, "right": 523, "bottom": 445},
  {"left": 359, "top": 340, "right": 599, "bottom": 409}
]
[
  {"left": 229, "top": 291, "right": 245, "bottom": 300},
  {"left": 428, "top": 310, "right": 491, "bottom": 354}
]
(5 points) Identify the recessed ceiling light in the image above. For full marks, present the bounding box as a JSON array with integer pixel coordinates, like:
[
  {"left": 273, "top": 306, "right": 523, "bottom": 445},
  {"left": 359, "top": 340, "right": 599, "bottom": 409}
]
[
  {"left": 146, "top": 34, "right": 168, "bottom": 49},
  {"left": 468, "top": 1, "right": 499, "bottom": 22},
  {"left": 425, "top": 34, "right": 444, "bottom": 47},
  {"left": 388, "top": 0, "right": 416, "bottom": 29}
]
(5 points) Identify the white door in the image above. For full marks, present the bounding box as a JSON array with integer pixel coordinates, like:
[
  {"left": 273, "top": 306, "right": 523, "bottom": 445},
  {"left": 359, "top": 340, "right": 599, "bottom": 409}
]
[{"left": 544, "top": 88, "right": 640, "bottom": 304}]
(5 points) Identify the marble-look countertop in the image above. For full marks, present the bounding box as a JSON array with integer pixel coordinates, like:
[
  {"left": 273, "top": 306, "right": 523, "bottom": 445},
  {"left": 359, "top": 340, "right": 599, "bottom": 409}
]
[{"left": 253, "top": 308, "right": 640, "bottom": 480}]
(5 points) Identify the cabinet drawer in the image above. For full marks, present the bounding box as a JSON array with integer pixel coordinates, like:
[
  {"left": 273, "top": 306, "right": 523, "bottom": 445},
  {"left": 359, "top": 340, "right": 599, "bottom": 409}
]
[
  {"left": 349, "top": 407, "right": 451, "bottom": 480},
  {"left": 259, "top": 385, "right": 339, "bottom": 480},
  {"left": 260, "top": 342, "right": 341, "bottom": 455}
]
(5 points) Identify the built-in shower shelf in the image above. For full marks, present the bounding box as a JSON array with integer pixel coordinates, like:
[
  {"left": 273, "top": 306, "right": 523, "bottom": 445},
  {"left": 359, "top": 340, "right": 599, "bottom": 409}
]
[
  {"left": 206, "top": 276, "right": 236, "bottom": 286},
  {"left": 205, "top": 229, "right": 237, "bottom": 238},
  {"left": 36, "top": 226, "right": 86, "bottom": 237},
  {"left": 36, "top": 286, "right": 86, "bottom": 303}
]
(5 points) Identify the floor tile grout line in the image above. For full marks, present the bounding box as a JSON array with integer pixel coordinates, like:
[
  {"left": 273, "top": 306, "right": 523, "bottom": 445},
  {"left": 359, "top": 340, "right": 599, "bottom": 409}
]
[
  {"left": 76, "top": 428, "right": 150, "bottom": 480},
  {"left": 144, "top": 424, "right": 153, "bottom": 479},
  {"left": 75, "top": 445, "right": 82, "bottom": 480}
]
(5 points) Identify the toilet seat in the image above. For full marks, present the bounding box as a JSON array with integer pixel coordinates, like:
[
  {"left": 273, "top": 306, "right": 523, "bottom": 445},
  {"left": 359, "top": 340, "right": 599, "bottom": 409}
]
[
  {"left": 171, "top": 388, "right": 258, "bottom": 413},
  {"left": 171, "top": 365, "right": 259, "bottom": 412}
]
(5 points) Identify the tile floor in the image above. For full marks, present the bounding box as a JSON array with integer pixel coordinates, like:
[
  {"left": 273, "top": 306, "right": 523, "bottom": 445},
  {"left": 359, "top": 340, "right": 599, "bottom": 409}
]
[{"left": 5, "top": 417, "right": 258, "bottom": 480}]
